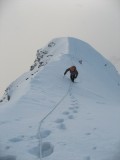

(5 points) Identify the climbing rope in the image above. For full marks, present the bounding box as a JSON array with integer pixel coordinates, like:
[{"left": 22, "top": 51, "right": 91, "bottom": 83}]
[
  {"left": 37, "top": 43, "right": 76, "bottom": 159},
  {"left": 38, "top": 80, "right": 72, "bottom": 160}
]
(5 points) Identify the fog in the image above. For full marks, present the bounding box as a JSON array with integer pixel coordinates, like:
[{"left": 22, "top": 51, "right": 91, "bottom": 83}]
[{"left": 0, "top": 0, "right": 120, "bottom": 96}]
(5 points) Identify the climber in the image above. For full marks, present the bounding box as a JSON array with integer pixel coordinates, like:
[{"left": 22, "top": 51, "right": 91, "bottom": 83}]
[{"left": 64, "top": 66, "right": 78, "bottom": 82}]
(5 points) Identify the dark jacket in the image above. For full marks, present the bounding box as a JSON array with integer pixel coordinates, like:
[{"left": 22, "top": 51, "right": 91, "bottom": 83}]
[{"left": 64, "top": 66, "right": 78, "bottom": 78}]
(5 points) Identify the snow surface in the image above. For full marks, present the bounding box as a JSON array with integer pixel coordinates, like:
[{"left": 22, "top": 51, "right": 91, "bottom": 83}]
[{"left": 0, "top": 37, "right": 120, "bottom": 160}]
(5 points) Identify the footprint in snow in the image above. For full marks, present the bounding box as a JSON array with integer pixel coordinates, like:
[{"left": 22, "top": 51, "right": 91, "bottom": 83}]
[
  {"left": 0, "top": 155, "right": 16, "bottom": 160},
  {"left": 68, "top": 115, "right": 74, "bottom": 119},
  {"left": 15, "top": 118, "right": 22, "bottom": 121},
  {"left": 29, "top": 142, "right": 54, "bottom": 158},
  {"left": 85, "top": 132, "right": 91, "bottom": 136},
  {"left": 83, "top": 156, "right": 91, "bottom": 160},
  {"left": 36, "top": 130, "right": 51, "bottom": 139},
  {"left": 40, "top": 130, "right": 51, "bottom": 138},
  {"left": 62, "top": 111, "right": 69, "bottom": 115},
  {"left": 75, "top": 106, "right": 79, "bottom": 109},
  {"left": 57, "top": 123, "right": 66, "bottom": 130},
  {"left": 69, "top": 107, "right": 74, "bottom": 110},
  {"left": 96, "top": 101, "right": 105, "bottom": 104},
  {"left": 0, "top": 121, "right": 9, "bottom": 125},
  {"left": 72, "top": 100, "right": 78, "bottom": 103},
  {"left": 92, "top": 146, "right": 97, "bottom": 150},
  {"left": 73, "top": 110, "right": 78, "bottom": 113},
  {"left": 55, "top": 118, "right": 64, "bottom": 123},
  {"left": 5, "top": 146, "right": 11, "bottom": 150},
  {"left": 9, "top": 135, "right": 24, "bottom": 143}
]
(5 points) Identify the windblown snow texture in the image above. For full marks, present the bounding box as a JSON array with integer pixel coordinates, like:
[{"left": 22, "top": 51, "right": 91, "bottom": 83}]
[{"left": 0, "top": 37, "right": 120, "bottom": 160}]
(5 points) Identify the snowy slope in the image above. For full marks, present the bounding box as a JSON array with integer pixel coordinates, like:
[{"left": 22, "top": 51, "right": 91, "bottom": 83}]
[{"left": 0, "top": 37, "right": 120, "bottom": 160}]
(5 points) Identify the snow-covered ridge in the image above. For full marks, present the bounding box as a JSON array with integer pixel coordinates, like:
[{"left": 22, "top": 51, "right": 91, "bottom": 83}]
[
  {"left": 0, "top": 38, "right": 69, "bottom": 103},
  {"left": 0, "top": 38, "right": 120, "bottom": 102},
  {"left": 0, "top": 37, "right": 120, "bottom": 103},
  {"left": 0, "top": 37, "right": 120, "bottom": 160}
]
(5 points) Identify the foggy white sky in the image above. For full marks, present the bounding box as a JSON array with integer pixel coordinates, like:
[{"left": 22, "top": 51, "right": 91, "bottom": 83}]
[{"left": 0, "top": 0, "right": 120, "bottom": 96}]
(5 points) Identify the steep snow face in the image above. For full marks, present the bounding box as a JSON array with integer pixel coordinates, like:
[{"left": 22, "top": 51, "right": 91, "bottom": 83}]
[
  {"left": 0, "top": 37, "right": 120, "bottom": 160},
  {"left": 68, "top": 38, "right": 120, "bottom": 103},
  {"left": 0, "top": 38, "right": 69, "bottom": 103},
  {"left": 0, "top": 37, "right": 120, "bottom": 104}
]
